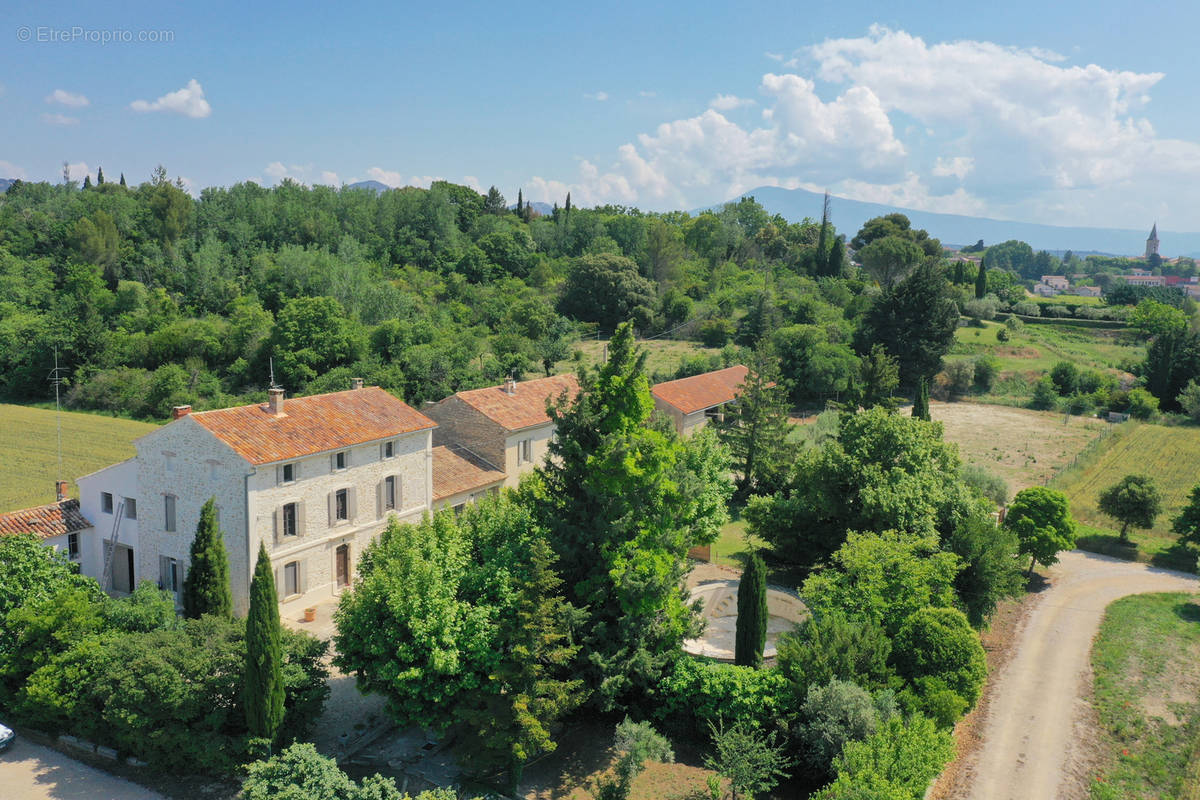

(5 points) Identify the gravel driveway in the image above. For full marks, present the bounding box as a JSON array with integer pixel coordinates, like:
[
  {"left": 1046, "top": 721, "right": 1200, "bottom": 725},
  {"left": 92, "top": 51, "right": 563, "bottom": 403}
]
[
  {"left": 955, "top": 550, "right": 1199, "bottom": 800},
  {"left": 0, "top": 737, "right": 164, "bottom": 800}
]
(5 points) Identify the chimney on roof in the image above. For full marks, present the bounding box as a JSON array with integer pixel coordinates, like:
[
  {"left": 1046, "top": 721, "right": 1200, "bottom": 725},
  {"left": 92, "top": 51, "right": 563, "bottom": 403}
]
[
  {"left": 351, "top": 377, "right": 364, "bottom": 390},
  {"left": 503, "top": 376, "right": 517, "bottom": 396},
  {"left": 268, "top": 387, "right": 285, "bottom": 417},
  {"left": 171, "top": 405, "right": 192, "bottom": 420},
  {"left": 55, "top": 480, "right": 68, "bottom": 502}
]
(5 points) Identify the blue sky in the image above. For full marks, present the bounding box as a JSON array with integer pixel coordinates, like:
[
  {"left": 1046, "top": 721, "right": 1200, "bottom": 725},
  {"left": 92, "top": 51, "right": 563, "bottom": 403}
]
[{"left": 4, "top": 0, "right": 1200, "bottom": 228}]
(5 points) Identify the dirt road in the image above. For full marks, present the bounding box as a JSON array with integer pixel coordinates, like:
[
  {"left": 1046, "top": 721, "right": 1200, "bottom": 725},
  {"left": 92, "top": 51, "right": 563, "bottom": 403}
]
[
  {"left": 957, "top": 550, "right": 1198, "bottom": 800},
  {"left": 0, "top": 737, "right": 164, "bottom": 799}
]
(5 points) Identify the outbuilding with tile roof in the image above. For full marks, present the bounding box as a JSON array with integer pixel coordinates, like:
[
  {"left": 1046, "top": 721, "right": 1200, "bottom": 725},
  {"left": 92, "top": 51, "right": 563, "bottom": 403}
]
[{"left": 651, "top": 365, "right": 749, "bottom": 436}]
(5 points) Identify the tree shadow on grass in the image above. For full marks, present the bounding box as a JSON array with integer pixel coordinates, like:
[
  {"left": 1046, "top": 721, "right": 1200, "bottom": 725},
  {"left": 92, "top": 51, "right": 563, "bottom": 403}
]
[
  {"left": 1151, "top": 542, "right": 1197, "bottom": 574},
  {"left": 1173, "top": 601, "right": 1200, "bottom": 624}
]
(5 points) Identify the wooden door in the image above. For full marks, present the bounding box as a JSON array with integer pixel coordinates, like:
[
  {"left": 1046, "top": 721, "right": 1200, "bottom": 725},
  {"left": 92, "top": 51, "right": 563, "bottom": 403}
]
[{"left": 336, "top": 544, "right": 349, "bottom": 588}]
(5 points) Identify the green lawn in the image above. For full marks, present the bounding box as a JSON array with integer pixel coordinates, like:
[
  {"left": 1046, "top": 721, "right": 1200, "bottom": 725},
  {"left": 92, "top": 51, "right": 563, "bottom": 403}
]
[
  {"left": 949, "top": 319, "right": 1143, "bottom": 378},
  {"left": 0, "top": 403, "right": 159, "bottom": 512},
  {"left": 1089, "top": 593, "right": 1200, "bottom": 799},
  {"left": 556, "top": 338, "right": 724, "bottom": 379}
]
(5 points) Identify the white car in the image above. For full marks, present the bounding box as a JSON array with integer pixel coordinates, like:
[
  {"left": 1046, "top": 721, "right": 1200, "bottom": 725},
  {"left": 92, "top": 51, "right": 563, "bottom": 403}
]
[{"left": 0, "top": 723, "right": 13, "bottom": 752}]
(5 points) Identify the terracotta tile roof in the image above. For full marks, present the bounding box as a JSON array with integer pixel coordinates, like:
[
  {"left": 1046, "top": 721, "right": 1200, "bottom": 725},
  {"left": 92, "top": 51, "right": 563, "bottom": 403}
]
[
  {"left": 451, "top": 374, "right": 579, "bottom": 431},
  {"left": 652, "top": 365, "right": 750, "bottom": 415},
  {"left": 190, "top": 386, "right": 436, "bottom": 466},
  {"left": 0, "top": 499, "right": 92, "bottom": 539},
  {"left": 432, "top": 445, "right": 506, "bottom": 501}
]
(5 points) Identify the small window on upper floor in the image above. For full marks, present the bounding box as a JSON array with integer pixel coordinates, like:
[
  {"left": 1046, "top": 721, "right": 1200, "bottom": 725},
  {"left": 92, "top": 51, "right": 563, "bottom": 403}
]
[
  {"left": 124, "top": 498, "right": 137, "bottom": 520},
  {"left": 164, "top": 453, "right": 175, "bottom": 473},
  {"left": 164, "top": 495, "right": 176, "bottom": 532},
  {"left": 333, "top": 451, "right": 347, "bottom": 471},
  {"left": 518, "top": 438, "right": 533, "bottom": 465},
  {"left": 383, "top": 440, "right": 395, "bottom": 459},
  {"left": 67, "top": 532, "right": 80, "bottom": 561},
  {"left": 101, "top": 492, "right": 113, "bottom": 514},
  {"left": 282, "top": 502, "right": 298, "bottom": 537},
  {"left": 335, "top": 488, "right": 348, "bottom": 521},
  {"left": 384, "top": 476, "right": 396, "bottom": 510},
  {"left": 281, "top": 462, "right": 296, "bottom": 484}
]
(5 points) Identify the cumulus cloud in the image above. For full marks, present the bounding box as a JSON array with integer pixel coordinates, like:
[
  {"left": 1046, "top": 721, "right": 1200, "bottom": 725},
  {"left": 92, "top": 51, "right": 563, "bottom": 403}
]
[
  {"left": 64, "top": 161, "right": 89, "bottom": 183},
  {"left": 584, "top": 91, "right": 609, "bottom": 102},
  {"left": 0, "top": 160, "right": 26, "bottom": 179},
  {"left": 42, "top": 113, "right": 79, "bottom": 126},
  {"left": 130, "top": 79, "right": 211, "bottom": 118},
  {"left": 639, "top": 90, "right": 657, "bottom": 98},
  {"left": 45, "top": 89, "right": 89, "bottom": 107},
  {"left": 709, "top": 94, "right": 755, "bottom": 111},
  {"left": 525, "top": 26, "right": 1200, "bottom": 226},
  {"left": 932, "top": 156, "right": 974, "bottom": 179},
  {"left": 319, "top": 171, "right": 341, "bottom": 186}
]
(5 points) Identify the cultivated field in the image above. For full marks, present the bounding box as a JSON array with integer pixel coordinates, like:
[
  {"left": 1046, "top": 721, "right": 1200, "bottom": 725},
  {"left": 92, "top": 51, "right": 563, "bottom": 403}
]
[
  {"left": 1053, "top": 423, "right": 1200, "bottom": 541},
  {"left": 561, "top": 338, "right": 724, "bottom": 379},
  {"left": 929, "top": 400, "right": 1109, "bottom": 493},
  {"left": 0, "top": 403, "right": 158, "bottom": 512}
]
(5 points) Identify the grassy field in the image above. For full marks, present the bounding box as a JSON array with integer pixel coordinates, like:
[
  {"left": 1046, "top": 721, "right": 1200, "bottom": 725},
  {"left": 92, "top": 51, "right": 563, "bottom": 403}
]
[
  {"left": 1052, "top": 423, "right": 1200, "bottom": 568},
  {"left": 558, "top": 338, "right": 724, "bottom": 380},
  {"left": 0, "top": 403, "right": 158, "bottom": 512},
  {"left": 949, "top": 319, "right": 1143, "bottom": 380},
  {"left": 929, "top": 400, "right": 1109, "bottom": 494},
  {"left": 1089, "top": 593, "right": 1200, "bottom": 799}
]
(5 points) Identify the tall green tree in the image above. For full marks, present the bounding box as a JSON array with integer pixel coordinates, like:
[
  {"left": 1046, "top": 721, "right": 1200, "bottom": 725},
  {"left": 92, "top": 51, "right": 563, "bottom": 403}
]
[
  {"left": 1004, "top": 487, "right": 1076, "bottom": 574},
  {"left": 484, "top": 186, "right": 506, "bottom": 214},
  {"left": 734, "top": 553, "right": 768, "bottom": 668},
  {"left": 245, "top": 543, "right": 285, "bottom": 744},
  {"left": 1172, "top": 484, "right": 1200, "bottom": 549},
  {"left": 974, "top": 258, "right": 988, "bottom": 299},
  {"left": 858, "top": 260, "right": 960, "bottom": 385},
  {"left": 182, "top": 497, "right": 232, "bottom": 619},
  {"left": 716, "top": 344, "right": 795, "bottom": 502},
  {"left": 532, "top": 322, "right": 730, "bottom": 710},
  {"left": 912, "top": 376, "right": 931, "bottom": 421},
  {"left": 1097, "top": 474, "right": 1163, "bottom": 544},
  {"left": 857, "top": 344, "right": 900, "bottom": 410},
  {"left": 704, "top": 719, "right": 790, "bottom": 800},
  {"left": 858, "top": 236, "right": 924, "bottom": 288}
]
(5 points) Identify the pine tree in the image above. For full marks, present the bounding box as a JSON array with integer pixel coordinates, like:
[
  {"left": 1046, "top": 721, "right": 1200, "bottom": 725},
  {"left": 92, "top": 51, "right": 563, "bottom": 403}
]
[
  {"left": 975, "top": 258, "right": 988, "bottom": 299},
  {"left": 245, "top": 543, "right": 284, "bottom": 744},
  {"left": 912, "top": 376, "right": 931, "bottom": 421},
  {"left": 734, "top": 552, "right": 768, "bottom": 668},
  {"left": 182, "top": 497, "right": 233, "bottom": 619},
  {"left": 119, "top": 173, "right": 127, "bottom": 187},
  {"left": 716, "top": 343, "right": 795, "bottom": 502},
  {"left": 484, "top": 186, "right": 506, "bottom": 215},
  {"left": 96, "top": 166, "right": 105, "bottom": 185}
]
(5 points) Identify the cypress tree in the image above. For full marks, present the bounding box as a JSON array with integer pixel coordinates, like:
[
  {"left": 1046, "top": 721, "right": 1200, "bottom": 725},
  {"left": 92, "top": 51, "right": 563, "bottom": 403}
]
[
  {"left": 974, "top": 258, "right": 988, "bottom": 299},
  {"left": 119, "top": 173, "right": 127, "bottom": 187},
  {"left": 96, "top": 166, "right": 105, "bottom": 185},
  {"left": 517, "top": 188, "right": 524, "bottom": 216},
  {"left": 734, "top": 552, "right": 768, "bottom": 668},
  {"left": 815, "top": 191, "right": 830, "bottom": 276},
  {"left": 827, "top": 236, "right": 845, "bottom": 278},
  {"left": 953, "top": 261, "right": 964, "bottom": 285},
  {"left": 245, "top": 543, "right": 284, "bottom": 744},
  {"left": 182, "top": 497, "right": 232, "bottom": 619},
  {"left": 82, "top": 175, "right": 92, "bottom": 189},
  {"left": 912, "top": 376, "right": 931, "bottom": 421}
]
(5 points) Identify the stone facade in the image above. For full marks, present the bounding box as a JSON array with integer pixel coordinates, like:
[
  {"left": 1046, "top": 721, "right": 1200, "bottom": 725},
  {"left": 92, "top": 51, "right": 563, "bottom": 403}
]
[{"left": 426, "top": 396, "right": 506, "bottom": 472}]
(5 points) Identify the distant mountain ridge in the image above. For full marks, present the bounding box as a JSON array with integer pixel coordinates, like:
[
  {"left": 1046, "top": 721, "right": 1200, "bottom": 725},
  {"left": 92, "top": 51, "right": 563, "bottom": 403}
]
[
  {"left": 346, "top": 179, "right": 390, "bottom": 194},
  {"left": 725, "top": 185, "right": 1200, "bottom": 258},
  {"left": 0, "top": 178, "right": 16, "bottom": 193}
]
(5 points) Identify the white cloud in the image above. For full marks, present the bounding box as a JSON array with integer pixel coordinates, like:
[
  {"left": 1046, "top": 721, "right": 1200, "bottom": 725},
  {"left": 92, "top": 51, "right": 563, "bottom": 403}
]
[
  {"left": 42, "top": 113, "right": 79, "bottom": 126},
  {"left": 45, "top": 89, "right": 89, "bottom": 107},
  {"left": 765, "top": 51, "right": 799, "bottom": 68},
  {"left": 319, "top": 171, "right": 340, "bottom": 186},
  {"left": 639, "top": 90, "right": 657, "bottom": 98},
  {"left": 709, "top": 93, "right": 755, "bottom": 111},
  {"left": 176, "top": 176, "right": 197, "bottom": 195},
  {"left": 130, "top": 79, "right": 211, "bottom": 118},
  {"left": 362, "top": 168, "right": 449, "bottom": 189},
  {"left": 64, "top": 161, "right": 89, "bottom": 183},
  {"left": 584, "top": 91, "right": 609, "bottom": 102},
  {"left": 932, "top": 156, "right": 974, "bottom": 179},
  {"left": 0, "top": 160, "right": 26, "bottom": 179}
]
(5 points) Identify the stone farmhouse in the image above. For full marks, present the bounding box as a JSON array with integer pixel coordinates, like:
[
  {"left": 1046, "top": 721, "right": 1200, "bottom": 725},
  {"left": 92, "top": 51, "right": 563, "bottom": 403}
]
[
  {"left": 2, "top": 365, "right": 747, "bottom": 613},
  {"left": 423, "top": 374, "right": 579, "bottom": 488},
  {"left": 652, "top": 365, "right": 750, "bottom": 437}
]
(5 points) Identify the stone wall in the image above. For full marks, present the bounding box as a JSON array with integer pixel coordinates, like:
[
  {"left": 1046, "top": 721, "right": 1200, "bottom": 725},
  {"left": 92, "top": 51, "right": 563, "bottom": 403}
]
[{"left": 425, "top": 397, "right": 506, "bottom": 471}]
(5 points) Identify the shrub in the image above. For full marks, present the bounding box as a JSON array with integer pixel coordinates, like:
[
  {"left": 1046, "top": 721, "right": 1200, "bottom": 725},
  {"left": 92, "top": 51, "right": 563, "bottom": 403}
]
[
  {"left": 1004, "top": 315, "right": 1025, "bottom": 332},
  {"left": 814, "top": 714, "right": 954, "bottom": 800},
  {"left": 1013, "top": 301, "right": 1041, "bottom": 317},
  {"left": 959, "top": 464, "right": 1008, "bottom": 506},
  {"left": 699, "top": 318, "right": 734, "bottom": 347},
  {"left": 1030, "top": 376, "right": 1058, "bottom": 410},
  {"left": 939, "top": 360, "right": 975, "bottom": 398},
  {"left": 243, "top": 742, "right": 448, "bottom": 800},
  {"left": 964, "top": 295, "right": 999, "bottom": 323},
  {"left": 973, "top": 356, "right": 1000, "bottom": 392},
  {"left": 651, "top": 657, "right": 787, "bottom": 741},
  {"left": 797, "top": 679, "right": 890, "bottom": 779},
  {"left": 1127, "top": 387, "right": 1159, "bottom": 420},
  {"left": 777, "top": 610, "right": 893, "bottom": 702},
  {"left": 996, "top": 326, "right": 1010, "bottom": 342},
  {"left": 1181, "top": 380, "right": 1200, "bottom": 423},
  {"left": 1049, "top": 361, "right": 1079, "bottom": 395},
  {"left": 891, "top": 607, "right": 987, "bottom": 710}
]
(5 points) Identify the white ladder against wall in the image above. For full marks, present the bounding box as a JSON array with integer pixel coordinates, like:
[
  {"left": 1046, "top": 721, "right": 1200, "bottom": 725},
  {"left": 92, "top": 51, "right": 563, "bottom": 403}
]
[{"left": 100, "top": 499, "right": 125, "bottom": 592}]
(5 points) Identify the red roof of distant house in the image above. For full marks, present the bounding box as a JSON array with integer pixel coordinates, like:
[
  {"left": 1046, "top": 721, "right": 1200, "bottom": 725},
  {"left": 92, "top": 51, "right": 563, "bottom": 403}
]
[
  {"left": 0, "top": 499, "right": 92, "bottom": 539},
  {"left": 451, "top": 375, "right": 579, "bottom": 431},
  {"left": 652, "top": 365, "right": 750, "bottom": 415},
  {"left": 190, "top": 386, "right": 436, "bottom": 465},
  {"left": 431, "top": 445, "right": 506, "bottom": 501}
]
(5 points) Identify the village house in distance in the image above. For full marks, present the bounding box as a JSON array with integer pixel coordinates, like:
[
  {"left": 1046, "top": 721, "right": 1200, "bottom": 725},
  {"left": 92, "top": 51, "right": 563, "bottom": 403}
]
[{"left": 0, "top": 366, "right": 748, "bottom": 614}]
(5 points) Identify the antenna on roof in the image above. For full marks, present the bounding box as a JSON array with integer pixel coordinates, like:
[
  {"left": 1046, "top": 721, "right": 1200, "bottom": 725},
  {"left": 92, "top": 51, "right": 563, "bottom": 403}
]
[
  {"left": 48, "top": 346, "right": 68, "bottom": 492},
  {"left": 269, "top": 357, "right": 281, "bottom": 391}
]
